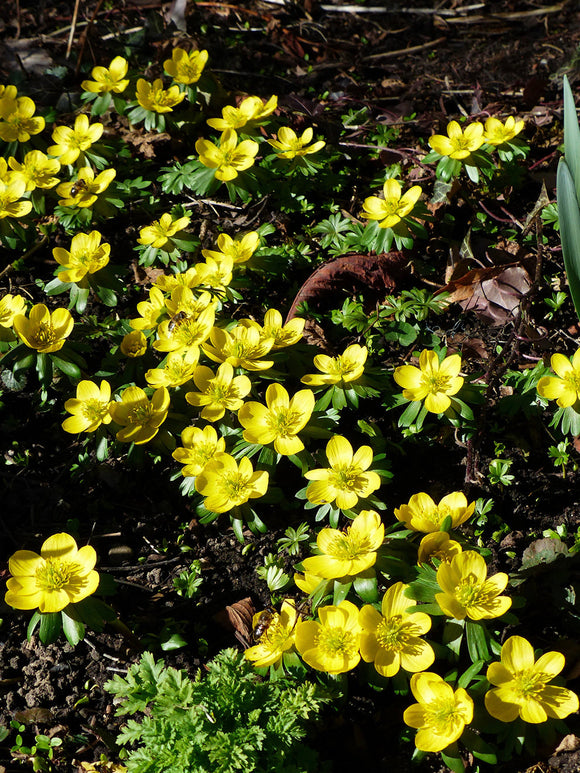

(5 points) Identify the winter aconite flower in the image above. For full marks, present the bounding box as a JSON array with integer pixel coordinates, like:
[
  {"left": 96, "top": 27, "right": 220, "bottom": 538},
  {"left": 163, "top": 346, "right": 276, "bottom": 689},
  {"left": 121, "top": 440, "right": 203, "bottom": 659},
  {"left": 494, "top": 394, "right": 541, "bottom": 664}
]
[
  {"left": 9, "top": 150, "right": 61, "bottom": 191},
  {"left": 5, "top": 533, "right": 99, "bottom": 614},
  {"left": 62, "top": 380, "right": 113, "bottom": 433},
  {"left": 13, "top": 304, "right": 74, "bottom": 353},
  {"left": 238, "top": 384, "right": 315, "bottom": 455},
  {"left": 120, "top": 330, "right": 147, "bottom": 358},
  {"left": 483, "top": 116, "right": 524, "bottom": 146},
  {"left": 257, "top": 309, "right": 305, "bottom": 349},
  {"left": 301, "top": 510, "right": 384, "bottom": 579},
  {"left": 172, "top": 425, "right": 226, "bottom": 477},
  {"left": 435, "top": 550, "right": 511, "bottom": 621},
  {"left": 295, "top": 600, "right": 361, "bottom": 674},
  {"left": 301, "top": 344, "right": 368, "bottom": 387},
  {"left": 417, "top": 532, "right": 463, "bottom": 566},
  {"left": 537, "top": 350, "right": 580, "bottom": 408},
  {"left": 145, "top": 350, "right": 199, "bottom": 388},
  {"left": 394, "top": 349, "right": 463, "bottom": 413},
  {"left": 81, "top": 56, "right": 130, "bottom": 94},
  {"left": 361, "top": 179, "right": 422, "bottom": 229},
  {"left": 195, "top": 129, "right": 259, "bottom": 181},
  {"left": 185, "top": 362, "right": 252, "bottom": 421},
  {"left": 56, "top": 167, "right": 116, "bottom": 209},
  {"left": 404, "top": 672, "right": 474, "bottom": 752},
  {"left": 395, "top": 491, "right": 475, "bottom": 533},
  {"left": 0, "top": 95, "right": 45, "bottom": 142},
  {"left": 53, "top": 230, "right": 110, "bottom": 283},
  {"left": 137, "top": 212, "right": 191, "bottom": 249},
  {"left": 153, "top": 305, "right": 215, "bottom": 356},
  {"left": 245, "top": 600, "right": 299, "bottom": 668},
  {"left": 135, "top": 78, "right": 186, "bottom": 113},
  {"left": 163, "top": 47, "right": 208, "bottom": 85},
  {"left": 485, "top": 635, "right": 579, "bottom": 723},
  {"left": 195, "top": 453, "right": 269, "bottom": 513},
  {"left": 202, "top": 231, "right": 260, "bottom": 266},
  {"left": 359, "top": 582, "right": 435, "bottom": 677},
  {"left": 109, "top": 386, "right": 170, "bottom": 444},
  {"left": 130, "top": 287, "right": 167, "bottom": 332},
  {"left": 268, "top": 127, "right": 325, "bottom": 159},
  {"left": 48, "top": 114, "right": 104, "bottom": 165},
  {"left": 203, "top": 324, "right": 274, "bottom": 371},
  {"left": 0, "top": 293, "right": 26, "bottom": 328},
  {"left": 207, "top": 95, "right": 277, "bottom": 131},
  {"left": 0, "top": 177, "right": 33, "bottom": 219},
  {"left": 304, "top": 435, "right": 381, "bottom": 510},
  {"left": 428, "top": 120, "right": 484, "bottom": 159}
]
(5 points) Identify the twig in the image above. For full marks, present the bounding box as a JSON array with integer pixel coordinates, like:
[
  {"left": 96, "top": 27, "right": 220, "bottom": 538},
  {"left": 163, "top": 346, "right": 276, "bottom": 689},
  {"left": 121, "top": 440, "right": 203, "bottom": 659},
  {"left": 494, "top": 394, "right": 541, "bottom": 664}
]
[
  {"left": 66, "top": 0, "right": 81, "bottom": 60},
  {"left": 365, "top": 37, "right": 447, "bottom": 60}
]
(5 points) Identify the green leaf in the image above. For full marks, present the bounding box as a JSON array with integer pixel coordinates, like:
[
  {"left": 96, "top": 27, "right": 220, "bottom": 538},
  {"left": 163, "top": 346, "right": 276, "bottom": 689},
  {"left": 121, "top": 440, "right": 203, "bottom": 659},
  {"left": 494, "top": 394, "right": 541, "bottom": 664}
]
[
  {"left": 563, "top": 75, "right": 580, "bottom": 200},
  {"left": 62, "top": 608, "right": 85, "bottom": 646},
  {"left": 38, "top": 612, "right": 62, "bottom": 644},
  {"left": 461, "top": 728, "right": 497, "bottom": 764},
  {"left": 353, "top": 571, "right": 379, "bottom": 603},
  {"left": 457, "top": 659, "right": 485, "bottom": 689},
  {"left": 465, "top": 619, "right": 490, "bottom": 662},
  {"left": 51, "top": 354, "right": 82, "bottom": 379},
  {"left": 441, "top": 745, "right": 466, "bottom": 773},
  {"left": 332, "top": 578, "right": 352, "bottom": 605},
  {"left": 557, "top": 159, "right": 580, "bottom": 321}
]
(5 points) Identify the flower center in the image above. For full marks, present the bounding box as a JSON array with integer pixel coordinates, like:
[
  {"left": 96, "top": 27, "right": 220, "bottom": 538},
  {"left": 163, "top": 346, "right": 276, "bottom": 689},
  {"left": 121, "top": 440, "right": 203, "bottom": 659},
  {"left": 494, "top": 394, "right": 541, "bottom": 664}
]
[
  {"left": 127, "top": 403, "right": 153, "bottom": 424},
  {"left": 82, "top": 399, "right": 109, "bottom": 422},
  {"left": 33, "top": 322, "right": 57, "bottom": 347},
  {"left": 223, "top": 472, "right": 249, "bottom": 504},
  {"left": 330, "top": 466, "right": 361, "bottom": 492},
  {"left": 424, "top": 697, "right": 463, "bottom": 734},
  {"left": 35, "top": 558, "right": 74, "bottom": 591},
  {"left": 268, "top": 408, "right": 300, "bottom": 438},
  {"left": 454, "top": 575, "right": 485, "bottom": 607},
  {"left": 564, "top": 372, "right": 580, "bottom": 392},
  {"left": 422, "top": 372, "right": 452, "bottom": 394},
  {"left": 376, "top": 615, "right": 409, "bottom": 650},
  {"left": 512, "top": 669, "right": 547, "bottom": 699},
  {"left": 315, "top": 626, "right": 358, "bottom": 658}
]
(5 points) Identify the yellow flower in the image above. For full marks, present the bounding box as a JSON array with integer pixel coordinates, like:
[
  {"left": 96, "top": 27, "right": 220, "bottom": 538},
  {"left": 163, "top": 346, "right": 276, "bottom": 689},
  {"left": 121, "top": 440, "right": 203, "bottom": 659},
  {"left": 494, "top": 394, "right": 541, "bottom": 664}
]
[
  {"left": 53, "top": 230, "right": 110, "bottom": 283},
  {"left": 195, "top": 255, "right": 233, "bottom": 292},
  {"left": 268, "top": 126, "right": 325, "bottom": 159},
  {"left": 245, "top": 600, "right": 298, "bottom": 668},
  {"left": 163, "top": 47, "right": 208, "bottom": 85},
  {"left": 0, "top": 85, "right": 18, "bottom": 103},
  {"left": 404, "top": 672, "right": 473, "bottom": 752},
  {"left": 154, "top": 267, "right": 199, "bottom": 293},
  {"left": 394, "top": 349, "right": 463, "bottom": 413},
  {"left": 185, "top": 362, "right": 252, "bottom": 421},
  {"left": 417, "top": 532, "right": 463, "bottom": 566},
  {"left": 56, "top": 167, "right": 116, "bottom": 209},
  {"left": 301, "top": 510, "right": 384, "bottom": 579},
  {"left": 301, "top": 344, "right": 367, "bottom": 387},
  {"left": 164, "top": 287, "right": 214, "bottom": 321},
  {"left": 172, "top": 425, "right": 226, "bottom": 477},
  {"left": 428, "top": 120, "right": 484, "bottom": 160},
  {"left": 485, "top": 635, "right": 579, "bottom": 724},
  {"left": 195, "top": 453, "right": 269, "bottom": 513},
  {"left": 153, "top": 304, "right": 215, "bottom": 355},
  {"left": 5, "top": 533, "right": 99, "bottom": 614},
  {"left": 483, "top": 116, "right": 524, "bottom": 146},
  {"left": 81, "top": 56, "right": 130, "bottom": 94},
  {"left": 295, "top": 600, "right": 361, "bottom": 674},
  {"left": 0, "top": 177, "right": 33, "bottom": 219},
  {"left": 0, "top": 95, "right": 45, "bottom": 142},
  {"left": 361, "top": 179, "right": 422, "bottom": 229},
  {"left": 48, "top": 114, "right": 104, "bottom": 165},
  {"left": 0, "top": 293, "right": 26, "bottom": 327},
  {"left": 359, "top": 582, "right": 435, "bottom": 677},
  {"left": 435, "top": 550, "right": 511, "bottom": 621},
  {"left": 80, "top": 761, "right": 127, "bottom": 773},
  {"left": 244, "top": 309, "right": 304, "bottom": 349},
  {"left": 202, "top": 324, "right": 274, "bottom": 371},
  {"left": 109, "top": 386, "right": 170, "bottom": 444},
  {"left": 207, "top": 95, "right": 277, "bottom": 131},
  {"left": 62, "top": 380, "right": 113, "bottom": 433},
  {"left": 293, "top": 570, "right": 332, "bottom": 596},
  {"left": 137, "top": 212, "right": 191, "bottom": 249},
  {"left": 9, "top": 150, "right": 60, "bottom": 191},
  {"left": 120, "top": 330, "right": 148, "bottom": 358},
  {"left": 13, "top": 303, "right": 74, "bottom": 353},
  {"left": 201, "top": 231, "right": 260, "bottom": 265},
  {"left": 130, "top": 287, "right": 167, "bottom": 332},
  {"left": 145, "top": 349, "right": 199, "bottom": 388},
  {"left": 195, "top": 129, "right": 259, "bottom": 181},
  {"left": 537, "top": 350, "right": 580, "bottom": 408},
  {"left": 395, "top": 491, "right": 475, "bottom": 533},
  {"left": 304, "top": 435, "right": 381, "bottom": 510},
  {"left": 238, "top": 384, "right": 314, "bottom": 455},
  {"left": 135, "top": 78, "right": 186, "bottom": 113}
]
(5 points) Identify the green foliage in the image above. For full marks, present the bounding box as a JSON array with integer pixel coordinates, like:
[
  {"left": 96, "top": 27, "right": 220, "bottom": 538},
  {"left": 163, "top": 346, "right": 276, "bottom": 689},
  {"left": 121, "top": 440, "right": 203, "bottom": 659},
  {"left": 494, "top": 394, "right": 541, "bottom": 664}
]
[
  {"left": 105, "top": 648, "right": 328, "bottom": 773},
  {"left": 173, "top": 560, "right": 204, "bottom": 598}
]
